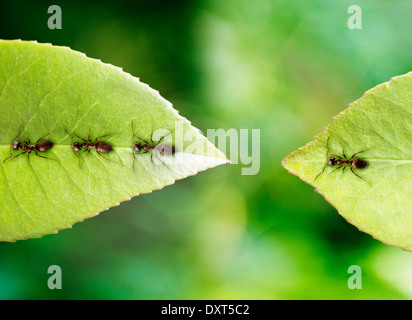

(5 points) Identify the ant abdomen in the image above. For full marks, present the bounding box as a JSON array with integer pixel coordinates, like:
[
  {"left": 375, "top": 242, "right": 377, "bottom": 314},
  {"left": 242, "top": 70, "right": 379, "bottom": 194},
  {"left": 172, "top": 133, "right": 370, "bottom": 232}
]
[
  {"left": 156, "top": 144, "right": 175, "bottom": 156},
  {"left": 96, "top": 141, "right": 113, "bottom": 154},
  {"left": 36, "top": 140, "right": 54, "bottom": 152},
  {"left": 352, "top": 158, "right": 367, "bottom": 169}
]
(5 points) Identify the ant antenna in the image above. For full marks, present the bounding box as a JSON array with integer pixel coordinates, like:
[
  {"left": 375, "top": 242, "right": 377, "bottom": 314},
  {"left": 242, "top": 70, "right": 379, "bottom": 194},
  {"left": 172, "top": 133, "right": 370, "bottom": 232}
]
[{"left": 314, "top": 137, "right": 330, "bottom": 182}]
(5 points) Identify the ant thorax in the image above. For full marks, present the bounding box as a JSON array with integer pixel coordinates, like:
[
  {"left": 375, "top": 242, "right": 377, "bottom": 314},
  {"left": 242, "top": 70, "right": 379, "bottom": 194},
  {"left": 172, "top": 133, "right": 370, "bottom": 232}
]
[
  {"left": 81, "top": 142, "right": 93, "bottom": 149},
  {"left": 21, "top": 144, "right": 33, "bottom": 151}
]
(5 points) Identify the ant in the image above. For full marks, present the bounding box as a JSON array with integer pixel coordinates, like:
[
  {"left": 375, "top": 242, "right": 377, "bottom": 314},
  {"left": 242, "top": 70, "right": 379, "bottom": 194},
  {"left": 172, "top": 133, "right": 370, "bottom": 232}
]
[
  {"left": 314, "top": 137, "right": 371, "bottom": 183},
  {"left": 65, "top": 129, "right": 114, "bottom": 168},
  {"left": 131, "top": 121, "right": 176, "bottom": 171},
  {"left": 3, "top": 129, "right": 55, "bottom": 164}
]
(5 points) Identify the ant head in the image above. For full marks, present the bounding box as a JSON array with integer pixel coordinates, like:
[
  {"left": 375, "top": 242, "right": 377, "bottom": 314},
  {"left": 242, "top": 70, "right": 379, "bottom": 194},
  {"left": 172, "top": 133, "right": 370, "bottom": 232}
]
[
  {"left": 132, "top": 142, "right": 143, "bottom": 152},
  {"left": 327, "top": 157, "right": 336, "bottom": 166},
  {"left": 11, "top": 140, "right": 21, "bottom": 150},
  {"left": 156, "top": 144, "right": 175, "bottom": 156},
  {"left": 72, "top": 142, "right": 81, "bottom": 152}
]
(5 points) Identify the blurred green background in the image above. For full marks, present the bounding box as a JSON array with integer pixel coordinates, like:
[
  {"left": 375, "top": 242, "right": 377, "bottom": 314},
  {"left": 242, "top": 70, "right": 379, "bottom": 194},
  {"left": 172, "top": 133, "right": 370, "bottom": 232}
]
[{"left": 0, "top": 0, "right": 411, "bottom": 299}]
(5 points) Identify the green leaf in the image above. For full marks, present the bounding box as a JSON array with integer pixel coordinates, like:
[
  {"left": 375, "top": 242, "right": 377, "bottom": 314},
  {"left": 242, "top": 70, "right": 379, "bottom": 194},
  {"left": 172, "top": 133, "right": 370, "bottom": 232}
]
[
  {"left": 0, "top": 40, "right": 228, "bottom": 241},
  {"left": 282, "top": 72, "right": 412, "bottom": 251}
]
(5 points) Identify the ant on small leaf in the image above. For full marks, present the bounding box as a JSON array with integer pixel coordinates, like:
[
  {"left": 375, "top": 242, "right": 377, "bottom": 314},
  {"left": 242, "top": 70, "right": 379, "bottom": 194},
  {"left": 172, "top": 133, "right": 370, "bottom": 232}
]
[
  {"left": 3, "top": 128, "right": 55, "bottom": 164},
  {"left": 65, "top": 128, "right": 115, "bottom": 168},
  {"left": 131, "top": 121, "right": 176, "bottom": 171},
  {"left": 314, "top": 137, "right": 372, "bottom": 184}
]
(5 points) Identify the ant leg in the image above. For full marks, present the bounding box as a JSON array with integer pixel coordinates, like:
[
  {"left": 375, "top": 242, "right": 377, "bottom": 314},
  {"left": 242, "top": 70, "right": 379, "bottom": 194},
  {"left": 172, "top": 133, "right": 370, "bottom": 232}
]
[
  {"left": 68, "top": 130, "right": 88, "bottom": 142},
  {"left": 64, "top": 129, "right": 86, "bottom": 143},
  {"left": 75, "top": 148, "right": 88, "bottom": 158},
  {"left": 341, "top": 143, "right": 347, "bottom": 159},
  {"left": 131, "top": 121, "right": 137, "bottom": 139},
  {"left": 314, "top": 163, "right": 327, "bottom": 181},
  {"left": 36, "top": 131, "right": 54, "bottom": 143},
  {"left": 76, "top": 152, "right": 83, "bottom": 169},
  {"left": 154, "top": 151, "right": 173, "bottom": 173},
  {"left": 132, "top": 152, "right": 136, "bottom": 171},
  {"left": 17, "top": 130, "right": 30, "bottom": 145},
  {"left": 150, "top": 119, "right": 155, "bottom": 144},
  {"left": 95, "top": 133, "right": 115, "bottom": 141},
  {"left": 6, "top": 145, "right": 13, "bottom": 163},
  {"left": 133, "top": 150, "right": 149, "bottom": 155},
  {"left": 350, "top": 167, "right": 370, "bottom": 184},
  {"left": 342, "top": 165, "right": 347, "bottom": 173},
  {"left": 132, "top": 150, "right": 149, "bottom": 170},
  {"left": 131, "top": 150, "right": 148, "bottom": 170},
  {"left": 325, "top": 137, "right": 331, "bottom": 154},
  {"left": 330, "top": 154, "right": 343, "bottom": 160},
  {"left": 13, "top": 126, "right": 30, "bottom": 145},
  {"left": 131, "top": 120, "right": 150, "bottom": 144},
  {"left": 349, "top": 146, "right": 375, "bottom": 160},
  {"left": 157, "top": 129, "right": 175, "bottom": 145},
  {"left": 96, "top": 150, "right": 116, "bottom": 164},
  {"left": 95, "top": 132, "right": 116, "bottom": 141},
  {"left": 138, "top": 137, "right": 149, "bottom": 144},
  {"left": 64, "top": 129, "right": 74, "bottom": 143},
  {"left": 329, "top": 165, "right": 343, "bottom": 175},
  {"left": 3, "top": 151, "right": 26, "bottom": 163},
  {"left": 131, "top": 150, "right": 147, "bottom": 170},
  {"left": 34, "top": 150, "right": 57, "bottom": 161},
  {"left": 149, "top": 150, "right": 158, "bottom": 165},
  {"left": 18, "top": 135, "right": 30, "bottom": 146},
  {"left": 153, "top": 151, "right": 161, "bottom": 165},
  {"left": 3, "top": 154, "right": 12, "bottom": 163},
  {"left": 22, "top": 137, "right": 30, "bottom": 145},
  {"left": 313, "top": 137, "right": 331, "bottom": 182},
  {"left": 74, "top": 148, "right": 88, "bottom": 169}
]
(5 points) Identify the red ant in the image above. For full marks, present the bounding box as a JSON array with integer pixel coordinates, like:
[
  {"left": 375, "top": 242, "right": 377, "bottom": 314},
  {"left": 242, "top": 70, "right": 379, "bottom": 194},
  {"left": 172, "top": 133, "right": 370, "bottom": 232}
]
[
  {"left": 131, "top": 121, "right": 175, "bottom": 171},
  {"left": 3, "top": 129, "right": 55, "bottom": 164},
  {"left": 314, "top": 137, "right": 371, "bottom": 183}
]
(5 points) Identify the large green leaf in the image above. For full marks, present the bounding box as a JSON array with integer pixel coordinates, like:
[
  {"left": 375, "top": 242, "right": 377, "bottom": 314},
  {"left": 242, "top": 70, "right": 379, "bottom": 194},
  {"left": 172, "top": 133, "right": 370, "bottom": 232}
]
[
  {"left": 282, "top": 72, "right": 412, "bottom": 251},
  {"left": 0, "top": 40, "right": 228, "bottom": 241}
]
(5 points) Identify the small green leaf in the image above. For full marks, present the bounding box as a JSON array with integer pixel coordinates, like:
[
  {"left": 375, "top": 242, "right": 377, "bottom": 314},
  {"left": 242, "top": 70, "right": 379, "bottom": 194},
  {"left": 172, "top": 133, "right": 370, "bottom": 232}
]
[
  {"left": 0, "top": 40, "right": 228, "bottom": 241},
  {"left": 282, "top": 72, "right": 412, "bottom": 251}
]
